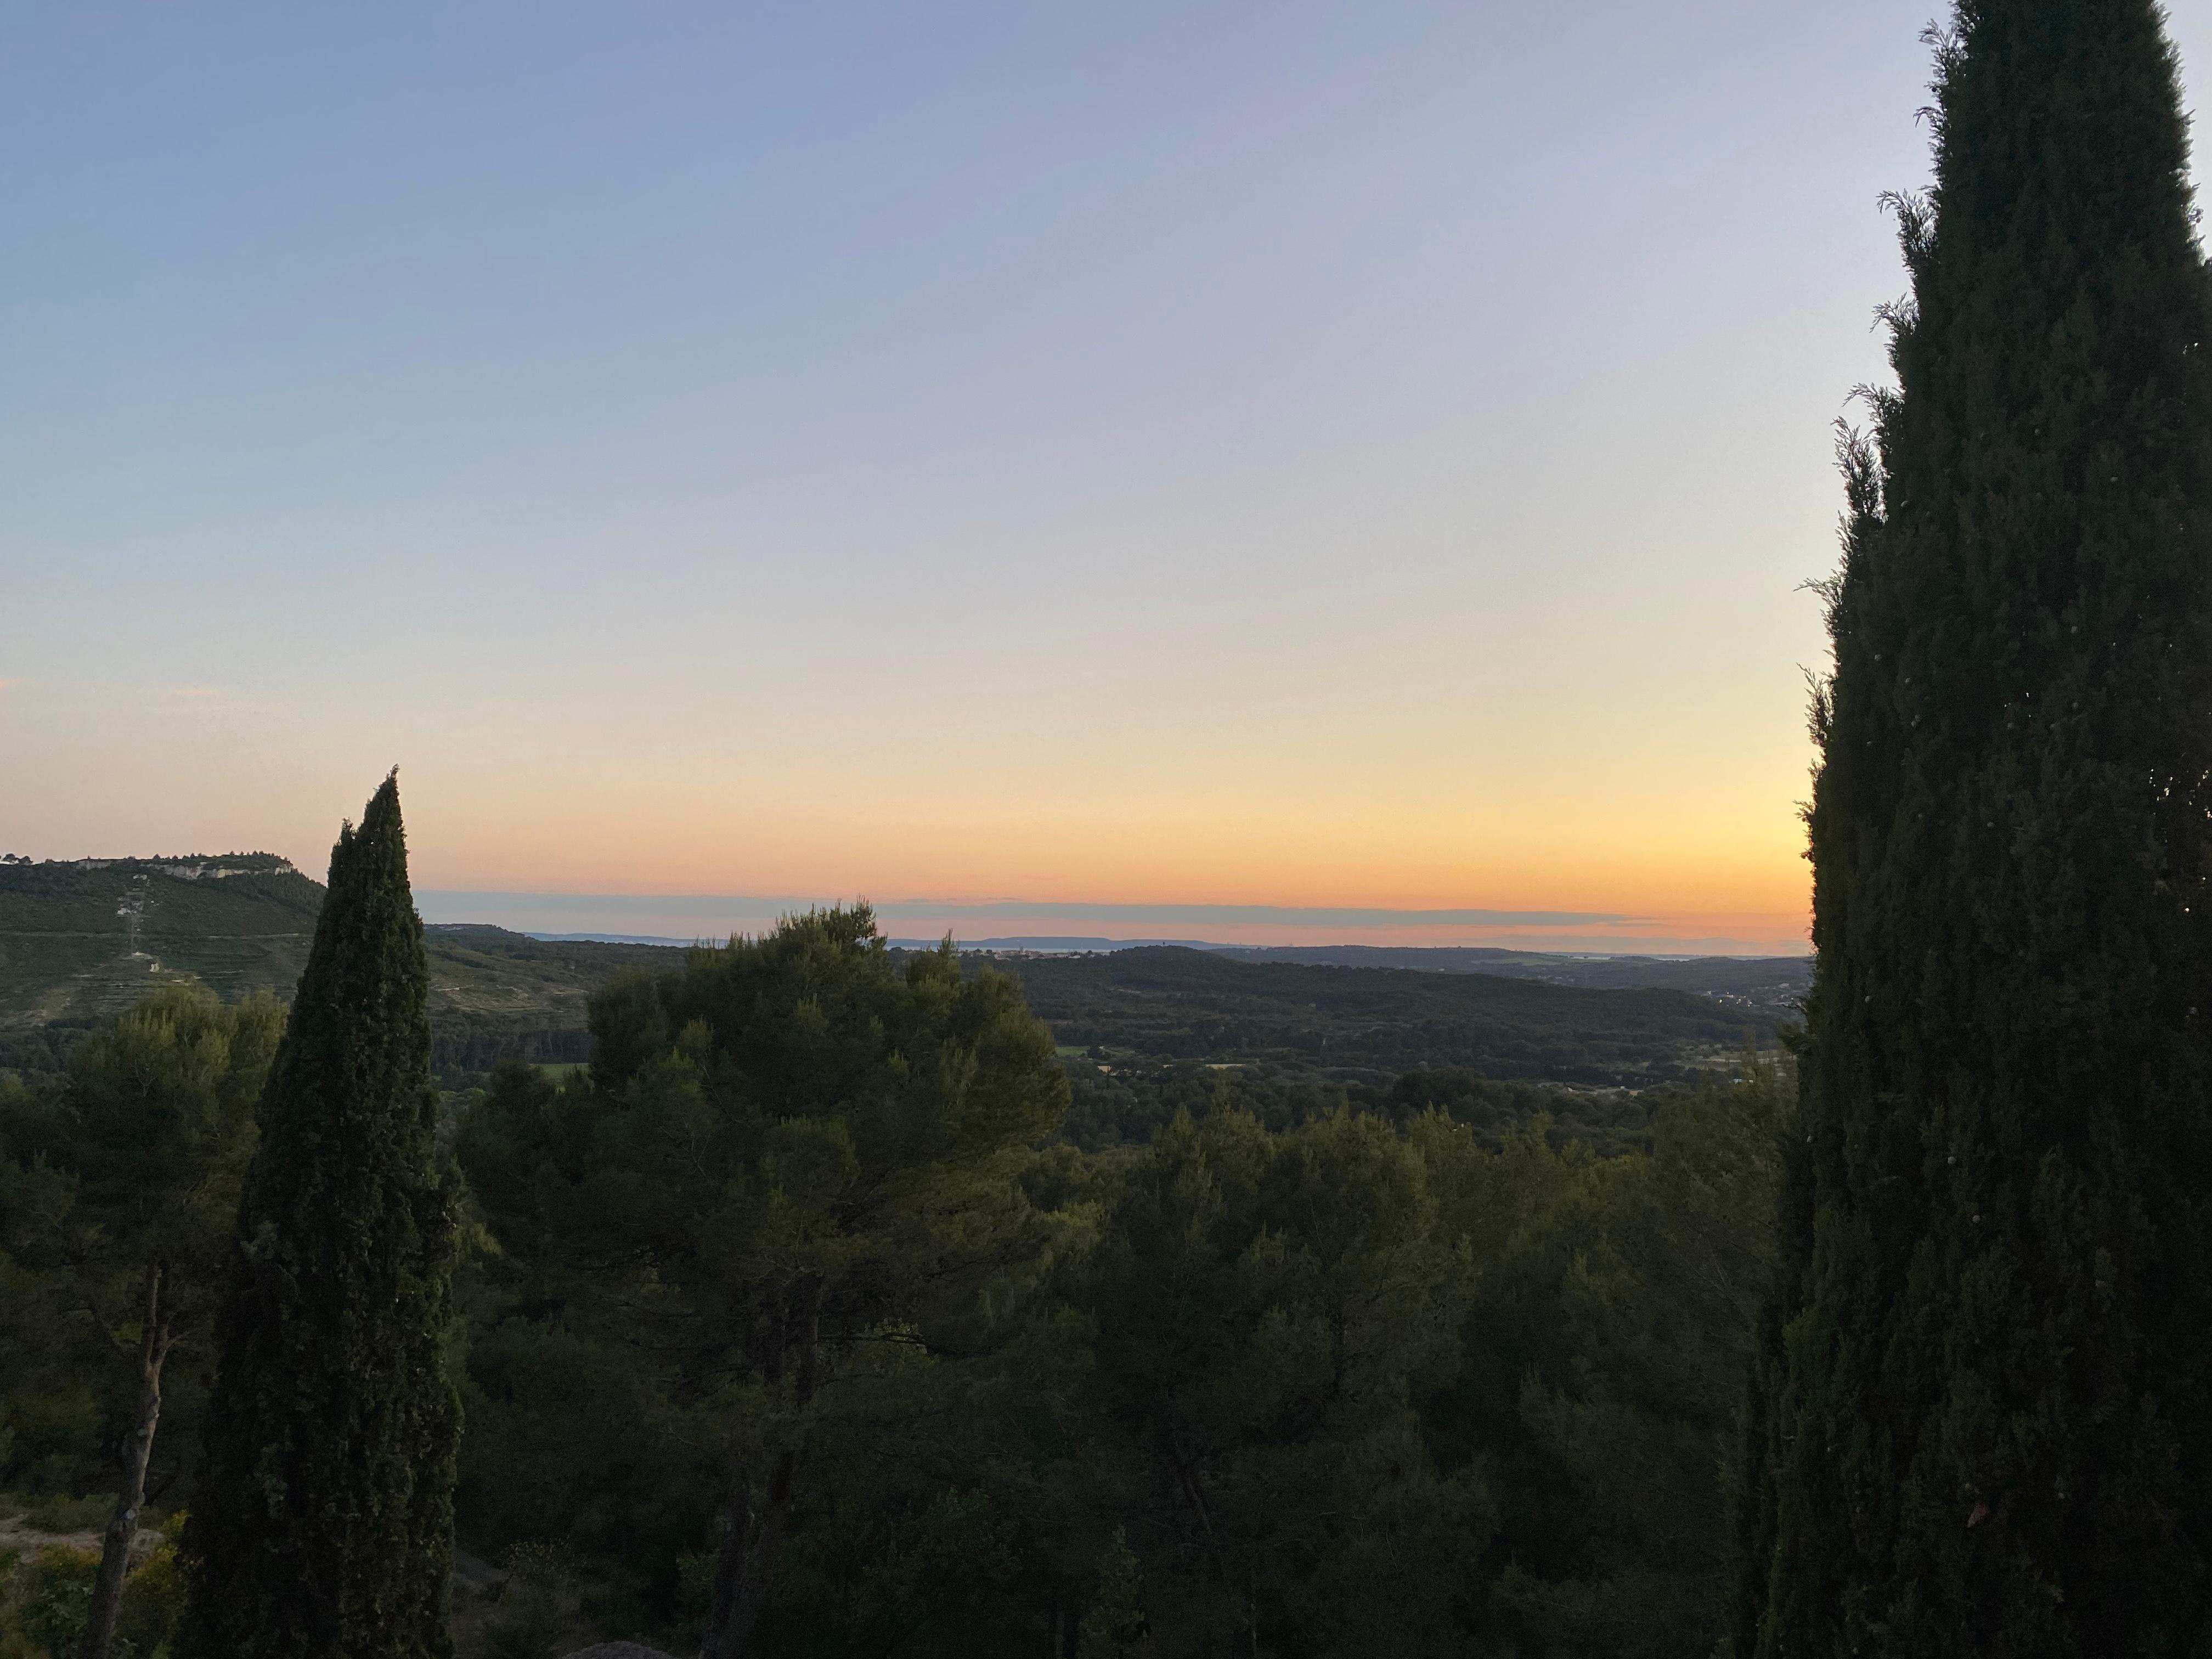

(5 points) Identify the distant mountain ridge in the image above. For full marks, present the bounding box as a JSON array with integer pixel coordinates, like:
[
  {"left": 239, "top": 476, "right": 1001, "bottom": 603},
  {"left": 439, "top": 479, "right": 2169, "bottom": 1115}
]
[
  {"left": 899, "top": 938, "right": 1810, "bottom": 1020},
  {"left": 1203, "top": 945, "right": 1810, "bottom": 1017},
  {"left": 0, "top": 856, "right": 1803, "bottom": 1086}
]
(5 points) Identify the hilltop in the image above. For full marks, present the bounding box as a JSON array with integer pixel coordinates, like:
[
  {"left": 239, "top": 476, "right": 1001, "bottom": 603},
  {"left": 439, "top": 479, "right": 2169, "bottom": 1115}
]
[
  {"left": 0, "top": 858, "right": 683, "bottom": 1076},
  {"left": 0, "top": 856, "right": 324, "bottom": 1041}
]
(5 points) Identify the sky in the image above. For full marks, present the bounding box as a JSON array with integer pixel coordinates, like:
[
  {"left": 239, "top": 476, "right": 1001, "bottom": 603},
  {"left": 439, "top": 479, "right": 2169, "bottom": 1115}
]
[{"left": 4, "top": 3, "right": 2208, "bottom": 955}]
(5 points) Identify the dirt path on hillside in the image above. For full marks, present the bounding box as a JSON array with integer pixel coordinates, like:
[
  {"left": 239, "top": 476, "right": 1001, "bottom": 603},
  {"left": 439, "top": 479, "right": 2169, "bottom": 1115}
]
[{"left": 0, "top": 1511, "right": 159, "bottom": 1565}]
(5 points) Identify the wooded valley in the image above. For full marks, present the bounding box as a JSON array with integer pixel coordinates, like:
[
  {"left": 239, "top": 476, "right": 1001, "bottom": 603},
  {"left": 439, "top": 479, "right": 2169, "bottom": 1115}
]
[{"left": 1, "top": 898, "right": 1789, "bottom": 1658}]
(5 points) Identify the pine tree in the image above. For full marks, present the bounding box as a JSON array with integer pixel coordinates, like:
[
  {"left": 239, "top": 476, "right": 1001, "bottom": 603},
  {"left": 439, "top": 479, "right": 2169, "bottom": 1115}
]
[
  {"left": 180, "top": 774, "right": 460, "bottom": 1659},
  {"left": 1735, "top": 3, "right": 2212, "bottom": 1652},
  {"left": 1077, "top": 1530, "right": 1152, "bottom": 1659}
]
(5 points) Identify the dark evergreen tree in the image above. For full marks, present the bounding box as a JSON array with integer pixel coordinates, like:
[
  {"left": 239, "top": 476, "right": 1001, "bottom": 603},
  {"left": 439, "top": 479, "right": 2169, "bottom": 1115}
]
[
  {"left": 1736, "top": 3, "right": 2212, "bottom": 1654},
  {"left": 1077, "top": 1530, "right": 1152, "bottom": 1659},
  {"left": 180, "top": 774, "right": 460, "bottom": 1659}
]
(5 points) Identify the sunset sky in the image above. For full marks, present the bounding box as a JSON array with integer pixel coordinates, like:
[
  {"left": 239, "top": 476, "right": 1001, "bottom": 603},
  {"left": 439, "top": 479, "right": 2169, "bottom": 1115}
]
[{"left": 5, "top": 4, "right": 2207, "bottom": 954}]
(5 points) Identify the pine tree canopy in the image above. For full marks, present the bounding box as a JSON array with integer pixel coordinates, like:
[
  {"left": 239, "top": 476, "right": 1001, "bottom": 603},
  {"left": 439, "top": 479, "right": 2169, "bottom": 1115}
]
[
  {"left": 1736, "top": 2, "right": 2212, "bottom": 1654},
  {"left": 181, "top": 772, "right": 460, "bottom": 1659}
]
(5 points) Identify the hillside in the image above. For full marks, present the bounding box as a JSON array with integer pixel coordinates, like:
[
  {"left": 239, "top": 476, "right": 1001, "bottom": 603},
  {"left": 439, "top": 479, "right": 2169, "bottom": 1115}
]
[
  {"left": 0, "top": 856, "right": 323, "bottom": 1035},
  {"left": 0, "top": 860, "right": 686, "bottom": 1076},
  {"left": 977, "top": 945, "right": 1770, "bottom": 1083},
  {"left": 1, "top": 862, "right": 1784, "bottom": 1094},
  {"left": 1207, "top": 945, "right": 1810, "bottom": 1017},
  {"left": 412, "top": 925, "right": 686, "bottom": 1074}
]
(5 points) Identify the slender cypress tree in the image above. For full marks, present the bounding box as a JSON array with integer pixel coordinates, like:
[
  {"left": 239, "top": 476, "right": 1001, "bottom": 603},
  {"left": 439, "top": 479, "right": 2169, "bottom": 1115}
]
[
  {"left": 1735, "top": 3, "right": 2212, "bottom": 1653},
  {"left": 181, "top": 774, "right": 460, "bottom": 1659}
]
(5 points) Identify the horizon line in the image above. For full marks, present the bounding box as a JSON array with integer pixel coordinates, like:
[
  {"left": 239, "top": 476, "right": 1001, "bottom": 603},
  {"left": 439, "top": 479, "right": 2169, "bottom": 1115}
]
[
  {"left": 414, "top": 891, "right": 1642, "bottom": 929},
  {"left": 487, "top": 929, "right": 1813, "bottom": 961}
]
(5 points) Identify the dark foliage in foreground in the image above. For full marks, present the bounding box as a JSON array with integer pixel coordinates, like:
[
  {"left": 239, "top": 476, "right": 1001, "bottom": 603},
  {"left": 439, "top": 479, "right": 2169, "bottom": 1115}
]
[
  {"left": 1736, "top": 2, "right": 2212, "bottom": 1652},
  {"left": 182, "top": 776, "right": 461, "bottom": 1659},
  {"left": 7, "top": 917, "right": 1791, "bottom": 1657},
  {"left": 445, "top": 910, "right": 1791, "bottom": 1657}
]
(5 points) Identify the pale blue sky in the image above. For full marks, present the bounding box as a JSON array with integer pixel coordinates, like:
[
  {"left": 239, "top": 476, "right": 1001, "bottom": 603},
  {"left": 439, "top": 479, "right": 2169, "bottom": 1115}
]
[{"left": 4, "top": 4, "right": 2205, "bottom": 952}]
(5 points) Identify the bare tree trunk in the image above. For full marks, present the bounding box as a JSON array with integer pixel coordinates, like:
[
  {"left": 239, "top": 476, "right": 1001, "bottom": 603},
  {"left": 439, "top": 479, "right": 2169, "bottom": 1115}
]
[
  {"left": 698, "top": 1468, "right": 754, "bottom": 1659},
  {"left": 698, "top": 1277, "right": 821, "bottom": 1659},
  {"left": 698, "top": 1451, "right": 798, "bottom": 1659},
  {"left": 82, "top": 1265, "right": 170, "bottom": 1659}
]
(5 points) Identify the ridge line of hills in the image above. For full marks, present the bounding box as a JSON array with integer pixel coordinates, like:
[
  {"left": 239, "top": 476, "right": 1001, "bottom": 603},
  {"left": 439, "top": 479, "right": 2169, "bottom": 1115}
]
[{"left": 0, "top": 856, "right": 1803, "bottom": 1090}]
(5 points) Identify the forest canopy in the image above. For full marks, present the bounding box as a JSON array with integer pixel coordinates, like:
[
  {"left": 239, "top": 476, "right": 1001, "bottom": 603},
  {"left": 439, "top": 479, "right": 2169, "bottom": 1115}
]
[{"left": 2, "top": 905, "right": 1791, "bottom": 1657}]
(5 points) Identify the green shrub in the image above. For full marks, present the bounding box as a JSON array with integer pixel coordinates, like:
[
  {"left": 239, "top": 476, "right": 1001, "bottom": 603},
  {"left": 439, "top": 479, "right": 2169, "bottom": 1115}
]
[
  {"left": 21, "top": 1545, "right": 98, "bottom": 1659},
  {"left": 114, "top": 1511, "right": 188, "bottom": 1659}
]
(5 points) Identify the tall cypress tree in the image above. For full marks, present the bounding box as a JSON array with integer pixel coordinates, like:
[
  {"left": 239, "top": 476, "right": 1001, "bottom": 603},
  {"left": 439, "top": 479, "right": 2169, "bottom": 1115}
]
[
  {"left": 1735, "top": 3, "right": 2212, "bottom": 1653},
  {"left": 182, "top": 774, "right": 460, "bottom": 1659}
]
